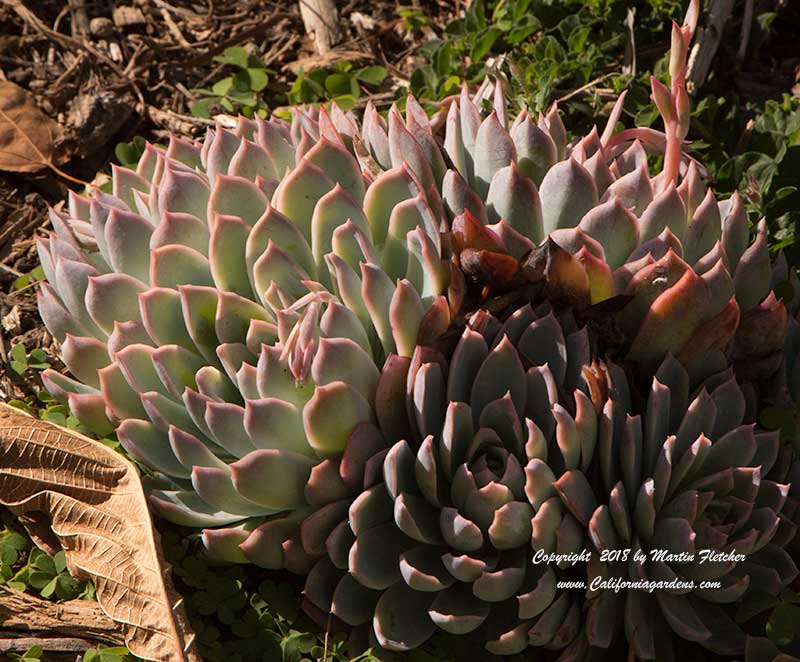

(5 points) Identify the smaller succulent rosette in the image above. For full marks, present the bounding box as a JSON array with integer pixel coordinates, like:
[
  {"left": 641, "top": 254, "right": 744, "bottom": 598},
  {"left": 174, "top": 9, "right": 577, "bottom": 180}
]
[
  {"left": 299, "top": 300, "right": 611, "bottom": 655},
  {"left": 445, "top": 122, "right": 788, "bottom": 381},
  {"left": 547, "top": 354, "right": 799, "bottom": 661},
  {"left": 436, "top": 1, "right": 797, "bottom": 393}
]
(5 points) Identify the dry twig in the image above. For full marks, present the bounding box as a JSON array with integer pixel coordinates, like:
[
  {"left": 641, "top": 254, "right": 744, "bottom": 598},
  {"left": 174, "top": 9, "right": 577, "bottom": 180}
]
[
  {"left": 2, "top": 0, "right": 146, "bottom": 110},
  {"left": 66, "top": 0, "right": 88, "bottom": 38},
  {"left": 737, "top": 0, "right": 754, "bottom": 63},
  {"left": 556, "top": 72, "right": 618, "bottom": 104},
  {"left": 186, "top": 12, "right": 289, "bottom": 66},
  {"left": 686, "top": 0, "right": 734, "bottom": 91},
  {"left": 160, "top": 7, "right": 192, "bottom": 49}
]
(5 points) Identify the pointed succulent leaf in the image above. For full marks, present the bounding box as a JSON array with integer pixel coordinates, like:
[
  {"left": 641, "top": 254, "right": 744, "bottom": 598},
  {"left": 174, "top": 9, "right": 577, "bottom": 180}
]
[
  {"left": 578, "top": 196, "right": 639, "bottom": 270},
  {"left": 486, "top": 162, "right": 543, "bottom": 242},
  {"left": 539, "top": 158, "right": 599, "bottom": 235},
  {"left": 303, "top": 381, "right": 374, "bottom": 457},
  {"left": 734, "top": 220, "right": 771, "bottom": 311},
  {"left": 229, "top": 449, "right": 315, "bottom": 510}
]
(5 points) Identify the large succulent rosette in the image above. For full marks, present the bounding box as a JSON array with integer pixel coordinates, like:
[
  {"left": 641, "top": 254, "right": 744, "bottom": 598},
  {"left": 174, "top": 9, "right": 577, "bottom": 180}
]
[
  {"left": 299, "top": 302, "right": 611, "bottom": 655},
  {"left": 35, "top": 105, "right": 450, "bottom": 569},
  {"left": 544, "top": 354, "right": 800, "bottom": 661}
]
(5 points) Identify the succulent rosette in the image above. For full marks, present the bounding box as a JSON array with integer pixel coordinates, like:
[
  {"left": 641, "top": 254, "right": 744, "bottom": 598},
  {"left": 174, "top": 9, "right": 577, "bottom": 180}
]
[
  {"left": 32, "top": 0, "right": 800, "bottom": 656},
  {"left": 299, "top": 301, "right": 610, "bottom": 655},
  {"left": 35, "top": 103, "right": 450, "bottom": 569},
  {"left": 544, "top": 354, "right": 800, "bottom": 661},
  {"left": 435, "top": 4, "right": 796, "bottom": 391}
]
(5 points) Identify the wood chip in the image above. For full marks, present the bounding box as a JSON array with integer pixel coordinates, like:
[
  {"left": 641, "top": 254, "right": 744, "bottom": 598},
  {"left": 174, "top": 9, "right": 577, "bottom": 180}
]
[
  {"left": 298, "top": 0, "right": 341, "bottom": 55},
  {"left": 1, "top": 305, "right": 21, "bottom": 334},
  {"left": 112, "top": 5, "right": 147, "bottom": 28},
  {"left": 284, "top": 49, "right": 374, "bottom": 75},
  {"left": 66, "top": 91, "right": 134, "bottom": 145},
  {"left": 89, "top": 17, "right": 114, "bottom": 39}
]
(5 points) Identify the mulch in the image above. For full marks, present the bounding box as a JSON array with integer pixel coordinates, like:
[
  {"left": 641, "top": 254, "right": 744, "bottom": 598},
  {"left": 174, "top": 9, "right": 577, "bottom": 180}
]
[{"left": 0, "top": 0, "right": 454, "bottom": 401}]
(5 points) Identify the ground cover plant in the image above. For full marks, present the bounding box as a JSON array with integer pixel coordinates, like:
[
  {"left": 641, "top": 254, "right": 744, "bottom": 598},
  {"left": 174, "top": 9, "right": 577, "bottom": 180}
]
[{"left": 1, "top": 0, "right": 800, "bottom": 661}]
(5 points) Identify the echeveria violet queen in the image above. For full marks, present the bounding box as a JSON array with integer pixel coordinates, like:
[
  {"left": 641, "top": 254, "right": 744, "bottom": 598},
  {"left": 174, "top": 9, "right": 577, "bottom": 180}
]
[{"left": 36, "top": 0, "right": 800, "bottom": 658}]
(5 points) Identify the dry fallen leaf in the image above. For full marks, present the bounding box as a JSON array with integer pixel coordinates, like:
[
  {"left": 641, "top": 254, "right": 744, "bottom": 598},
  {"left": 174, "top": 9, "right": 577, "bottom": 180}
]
[
  {"left": 0, "top": 80, "right": 62, "bottom": 173},
  {"left": 0, "top": 403, "right": 201, "bottom": 662}
]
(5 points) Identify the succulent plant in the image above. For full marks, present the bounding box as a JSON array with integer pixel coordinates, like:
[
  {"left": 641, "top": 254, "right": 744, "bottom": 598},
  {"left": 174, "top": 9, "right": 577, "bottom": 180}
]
[
  {"left": 745, "top": 636, "right": 800, "bottom": 662},
  {"left": 299, "top": 305, "right": 800, "bottom": 660},
  {"left": 35, "top": 102, "right": 450, "bottom": 569},
  {"left": 435, "top": 3, "right": 795, "bottom": 392},
  {"left": 550, "top": 354, "right": 799, "bottom": 660},
  {"left": 34, "top": 0, "right": 800, "bottom": 657},
  {"left": 300, "top": 302, "right": 605, "bottom": 655}
]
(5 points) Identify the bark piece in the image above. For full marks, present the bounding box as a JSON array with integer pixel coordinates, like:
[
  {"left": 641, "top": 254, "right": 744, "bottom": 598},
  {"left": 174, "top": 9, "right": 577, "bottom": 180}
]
[
  {"left": 0, "top": 587, "right": 123, "bottom": 644},
  {"left": 686, "top": 0, "right": 734, "bottom": 91},
  {"left": 298, "top": 0, "right": 341, "bottom": 55},
  {"left": 67, "top": 0, "right": 89, "bottom": 37},
  {"left": 66, "top": 91, "right": 135, "bottom": 147},
  {"left": 112, "top": 6, "right": 146, "bottom": 28}
]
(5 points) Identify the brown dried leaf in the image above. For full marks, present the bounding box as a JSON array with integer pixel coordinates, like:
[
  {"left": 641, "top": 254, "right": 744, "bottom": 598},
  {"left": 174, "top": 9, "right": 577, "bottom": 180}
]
[
  {"left": 0, "top": 403, "right": 200, "bottom": 662},
  {"left": 0, "top": 80, "right": 62, "bottom": 173}
]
